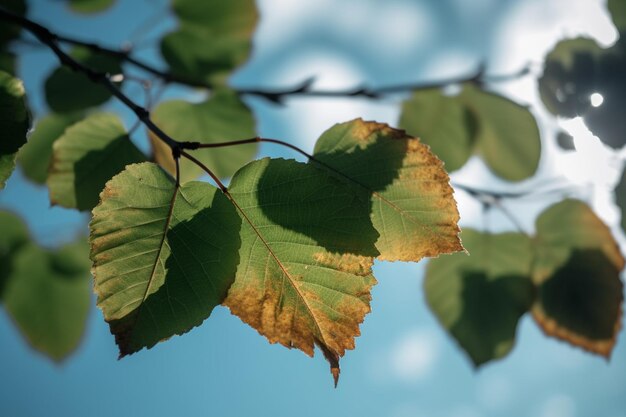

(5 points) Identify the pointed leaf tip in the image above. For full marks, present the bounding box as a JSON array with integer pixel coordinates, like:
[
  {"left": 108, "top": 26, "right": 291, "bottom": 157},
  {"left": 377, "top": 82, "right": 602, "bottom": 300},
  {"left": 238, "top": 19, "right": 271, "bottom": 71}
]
[
  {"left": 332, "top": 368, "right": 340, "bottom": 388},
  {"left": 223, "top": 158, "right": 376, "bottom": 375}
]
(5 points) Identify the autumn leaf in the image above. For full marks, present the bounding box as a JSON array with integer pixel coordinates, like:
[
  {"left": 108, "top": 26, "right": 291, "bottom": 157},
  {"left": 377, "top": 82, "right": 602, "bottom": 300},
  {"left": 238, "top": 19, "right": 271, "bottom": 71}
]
[
  {"left": 223, "top": 158, "right": 379, "bottom": 386},
  {"left": 532, "top": 199, "right": 625, "bottom": 357},
  {"left": 313, "top": 119, "right": 462, "bottom": 262}
]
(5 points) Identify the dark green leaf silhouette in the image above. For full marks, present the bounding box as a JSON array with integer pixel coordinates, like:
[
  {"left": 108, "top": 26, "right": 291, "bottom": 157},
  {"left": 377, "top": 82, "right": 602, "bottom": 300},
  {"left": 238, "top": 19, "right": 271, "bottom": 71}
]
[
  {"left": 44, "top": 47, "right": 122, "bottom": 113},
  {"left": 616, "top": 168, "right": 626, "bottom": 233},
  {"left": 0, "top": 70, "right": 30, "bottom": 189},
  {"left": 0, "top": 210, "right": 29, "bottom": 298},
  {"left": 425, "top": 229, "right": 534, "bottom": 366},
  {"left": 161, "top": 0, "right": 258, "bottom": 85},
  {"left": 556, "top": 131, "right": 575, "bottom": 151},
  {"left": 0, "top": 0, "right": 26, "bottom": 46},
  {"left": 539, "top": 36, "right": 626, "bottom": 148}
]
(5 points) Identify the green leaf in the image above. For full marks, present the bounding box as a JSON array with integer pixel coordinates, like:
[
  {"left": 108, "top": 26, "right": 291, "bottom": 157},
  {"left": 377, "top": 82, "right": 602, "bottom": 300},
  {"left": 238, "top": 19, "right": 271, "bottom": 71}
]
[
  {"left": 0, "top": 154, "right": 16, "bottom": 189},
  {"left": 532, "top": 199, "right": 624, "bottom": 357},
  {"left": 616, "top": 168, "right": 626, "bottom": 233},
  {"left": 539, "top": 37, "right": 604, "bottom": 118},
  {"left": 47, "top": 113, "right": 146, "bottom": 211},
  {"left": 538, "top": 36, "right": 626, "bottom": 148},
  {"left": 171, "top": 0, "right": 257, "bottom": 32},
  {"left": 0, "top": 0, "right": 27, "bottom": 46},
  {"left": 150, "top": 90, "right": 257, "bottom": 182},
  {"left": 0, "top": 51, "right": 17, "bottom": 76},
  {"left": 0, "top": 71, "right": 30, "bottom": 189},
  {"left": 400, "top": 84, "right": 540, "bottom": 181},
  {"left": 90, "top": 163, "right": 240, "bottom": 356},
  {"left": 556, "top": 131, "right": 575, "bottom": 151},
  {"left": 44, "top": 47, "right": 122, "bottom": 113},
  {"left": 425, "top": 229, "right": 535, "bottom": 366},
  {"left": 608, "top": 0, "right": 626, "bottom": 31},
  {"left": 161, "top": 0, "right": 258, "bottom": 85},
  {"left": 399, "top": 88, "right": 476, "bottom": 172},
  {"left": 0, "top": 210, "right": 29, "bottom": 298},
  {"left": 313, "top": 119, "right": 463, "bottom": 262},
  {"left": 18, "top": 112, "right": 84, "bottom": 184},
  {"left": 223, "top": 158, "right": 378, "bottom": 385},
  {"left": 2, "top": 239, "right": 91, "bottom": 362},
  {"left": 68, "top": 0, "right": 116, "bottom": 14}
]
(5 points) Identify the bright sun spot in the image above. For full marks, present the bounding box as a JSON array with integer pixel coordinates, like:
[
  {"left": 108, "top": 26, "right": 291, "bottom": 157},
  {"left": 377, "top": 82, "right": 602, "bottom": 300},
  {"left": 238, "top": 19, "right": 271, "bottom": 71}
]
[{"left": 590, "top": 92, "right": 604, "bottom": 107}]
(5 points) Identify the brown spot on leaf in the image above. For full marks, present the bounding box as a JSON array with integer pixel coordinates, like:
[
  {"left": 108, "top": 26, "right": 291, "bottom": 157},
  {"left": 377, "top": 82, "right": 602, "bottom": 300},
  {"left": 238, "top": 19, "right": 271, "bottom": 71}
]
[{"left": 313, "top": 252, "right": 373, "bottom": 276}]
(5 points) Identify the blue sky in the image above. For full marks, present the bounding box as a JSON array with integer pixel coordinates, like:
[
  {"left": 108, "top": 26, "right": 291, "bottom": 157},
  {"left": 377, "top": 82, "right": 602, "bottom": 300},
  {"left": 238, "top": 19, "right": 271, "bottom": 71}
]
[{"left": 1, "top": 1, "right": 625, "bottom": 416}]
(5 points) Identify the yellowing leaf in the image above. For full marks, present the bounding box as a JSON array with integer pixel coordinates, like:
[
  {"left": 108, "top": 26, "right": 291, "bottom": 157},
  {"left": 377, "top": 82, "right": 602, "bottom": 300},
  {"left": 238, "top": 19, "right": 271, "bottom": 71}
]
[
  {"left": 223, "top": 158, "right": 378, "bottom": 385},
  {"left": 313, "top": 119, "right": 462, "bottom": 262},
  {"left": 532, "top": 199, "right": 624, "bottom": 357},
  {"left": 90, "top": 163, "right": 240, "bottom": 356}
]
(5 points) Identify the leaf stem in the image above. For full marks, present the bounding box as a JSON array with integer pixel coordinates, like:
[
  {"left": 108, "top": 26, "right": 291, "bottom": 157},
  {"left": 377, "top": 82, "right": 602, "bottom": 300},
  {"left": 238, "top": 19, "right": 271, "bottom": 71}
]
[{"left": 179, "top": 150, "right": 228, "bottom": 192}]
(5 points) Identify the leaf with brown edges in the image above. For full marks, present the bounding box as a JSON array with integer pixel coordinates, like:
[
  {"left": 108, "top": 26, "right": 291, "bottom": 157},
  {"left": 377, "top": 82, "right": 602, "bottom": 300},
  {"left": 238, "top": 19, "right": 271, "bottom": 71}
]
[
  {"left": 532, "top": 199, "right": 625, "bottom": 357},
  {"left": 223, "top": 158, "right": 379, "bottom": 386},
  {"left": 312, "top": 119, "right": 462, "bottom": 262}
]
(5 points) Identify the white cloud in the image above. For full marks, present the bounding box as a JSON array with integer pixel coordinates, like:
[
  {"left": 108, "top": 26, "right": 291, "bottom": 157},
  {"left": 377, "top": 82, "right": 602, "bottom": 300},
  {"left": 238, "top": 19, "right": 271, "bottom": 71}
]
[
  {"left": 476, "top": 374, "right": 514, "bottom": 411},
  {"left": 390, "top": 328, "right": 440, "bottom": 382},
  {"left": 537, "top": 394, "right": 577, "bottom": 417}
]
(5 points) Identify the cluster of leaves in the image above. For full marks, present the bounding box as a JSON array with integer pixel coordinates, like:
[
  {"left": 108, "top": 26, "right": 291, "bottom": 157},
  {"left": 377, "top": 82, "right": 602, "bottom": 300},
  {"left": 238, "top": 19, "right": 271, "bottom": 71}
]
[{"left": 0, "top": 0, "right": 625, "bottom": 382}]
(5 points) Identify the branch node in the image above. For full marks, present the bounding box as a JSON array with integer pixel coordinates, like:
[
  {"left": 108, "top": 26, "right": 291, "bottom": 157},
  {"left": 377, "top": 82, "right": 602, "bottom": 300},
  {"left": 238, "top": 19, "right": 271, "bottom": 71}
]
[{"left": 181, "top": 141, "right": 200, "bottom": 150}]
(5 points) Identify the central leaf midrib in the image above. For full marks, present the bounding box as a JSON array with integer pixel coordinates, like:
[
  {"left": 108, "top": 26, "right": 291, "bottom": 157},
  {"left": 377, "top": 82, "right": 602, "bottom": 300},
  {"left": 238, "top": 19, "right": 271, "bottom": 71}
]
[
  {"left": 227, "top": 191, "right": 327, "bottom": 346},
  {"left": 123, "top": 182, "right": 181, "bottom": 345}
]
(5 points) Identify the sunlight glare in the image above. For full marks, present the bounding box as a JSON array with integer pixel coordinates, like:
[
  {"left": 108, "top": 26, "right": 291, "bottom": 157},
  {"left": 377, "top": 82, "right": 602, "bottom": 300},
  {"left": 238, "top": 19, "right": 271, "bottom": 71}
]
[{"left": 590, "top": 92, "right": 604, "bottom": 107}]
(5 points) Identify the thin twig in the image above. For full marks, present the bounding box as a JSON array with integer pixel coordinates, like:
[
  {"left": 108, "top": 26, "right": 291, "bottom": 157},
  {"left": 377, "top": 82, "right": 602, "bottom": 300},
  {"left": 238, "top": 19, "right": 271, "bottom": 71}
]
[
  {"left": 54, "top": 34, "right": 212, "bottom": 89},
  {"left": 4, "top": 10, "right": 530, "bottom": 103},
  {"left": 0, "top": 7, "right": 180, "bottom": 151}
]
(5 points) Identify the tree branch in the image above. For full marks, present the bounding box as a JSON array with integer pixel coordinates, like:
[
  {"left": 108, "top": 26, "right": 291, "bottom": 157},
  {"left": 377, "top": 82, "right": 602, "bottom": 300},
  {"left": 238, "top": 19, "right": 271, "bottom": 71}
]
[
  {"left": 2, "top": 10, "right": 530, "bottom": 104},
  {"left": 0, "top": 6, "right": 180, "bottom": 150}
]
